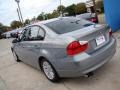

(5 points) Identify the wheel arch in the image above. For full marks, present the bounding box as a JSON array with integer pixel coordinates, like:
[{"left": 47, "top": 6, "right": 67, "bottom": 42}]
[
  {"left": 38, "top": 56, "right": 60, "bottom": 80},
  {"left": 38, "top": 56, "right": 46, "bottom": 70},
  {"left": 38, "top": 49, "right": 56, "bottom": 70},
  {"left": 38, "top": 56, "right": 58, "bottom": 73},
  {"left": 11, "top": 47, "right": 13, "bottom": 52}
]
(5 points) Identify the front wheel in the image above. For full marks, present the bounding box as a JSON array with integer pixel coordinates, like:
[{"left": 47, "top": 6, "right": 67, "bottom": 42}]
[{"left": 41, "top": 59, "right": 59, "bottom": 82}]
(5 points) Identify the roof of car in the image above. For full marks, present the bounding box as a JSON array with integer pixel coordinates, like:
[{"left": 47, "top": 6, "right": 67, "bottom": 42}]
[{"left": 33, "top": 17, "right": 77, "bottom": 25}]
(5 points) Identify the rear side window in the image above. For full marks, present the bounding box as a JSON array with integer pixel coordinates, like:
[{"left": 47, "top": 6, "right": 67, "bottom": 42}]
[
  {"left": 45, "top": 18, "right": 93, "bottom": 34},
  {"left": 21, "top": 26, "right": 45, "bottom": 41},
  {"left": 29, "top": 26, "right": 39, "bottom": 39}
]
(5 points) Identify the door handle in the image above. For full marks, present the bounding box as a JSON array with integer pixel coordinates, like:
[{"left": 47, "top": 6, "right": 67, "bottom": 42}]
[
  {"left": 22, "top": 46, "right": 32, "bottom": 48},
  {"left": 34, "top": 45, "right": 40, "bottom": 49}
]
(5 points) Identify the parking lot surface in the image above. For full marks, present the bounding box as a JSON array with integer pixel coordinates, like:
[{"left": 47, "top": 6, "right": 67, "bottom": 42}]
[{"left": 0, "top": 31, "right": 120, "bottom": 90}]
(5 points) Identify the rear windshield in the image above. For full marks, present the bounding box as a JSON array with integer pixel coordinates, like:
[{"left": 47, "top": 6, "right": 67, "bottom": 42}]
[{"left": 45, "top": 18, "right": 93, "bottom": 34}]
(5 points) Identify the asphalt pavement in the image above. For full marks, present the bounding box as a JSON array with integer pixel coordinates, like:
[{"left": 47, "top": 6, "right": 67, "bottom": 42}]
[{"left": 0, "top": 31, "right": 120, "bottom": 90}]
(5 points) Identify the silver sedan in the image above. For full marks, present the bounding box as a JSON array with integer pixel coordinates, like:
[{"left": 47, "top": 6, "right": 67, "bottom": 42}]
[{"left": 11, "top": 17, "right": 116, "bottom": 82}]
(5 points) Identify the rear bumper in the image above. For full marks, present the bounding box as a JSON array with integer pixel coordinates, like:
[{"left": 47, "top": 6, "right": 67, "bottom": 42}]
[{"left": 56, "top": 37, "right": 116, "bottom": 77}]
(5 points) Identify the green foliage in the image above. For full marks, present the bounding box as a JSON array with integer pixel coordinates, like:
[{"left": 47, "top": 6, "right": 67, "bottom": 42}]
[
  {"left": 46, "top": 13, "right": 53, "bottom": 19},
  {"left": 37, "top": 10, "right": 59, "bottom": 21},
  {"left": 65, "top": 4, "right": 76, "bottom": 16},
  {"left": 0, "top": 24, "right": 10, "bottom": 33},
  {"left": 7, "top": 2, "right": 90, "bottom": 28},
  {"left": 31, "top": 16, "right": 36, "bottom": 21},
  {"left": 0, "top": 23, "right": 3, "bottom": 33},
  {"left": 96, "top": 0, "right": 104, "bottom": 13},
  {"left": 10, "top": 21, "right": 23, "bottom": 29},
  {"left": 0, "top": 23, "right": 3, "bottom": 26},
  {"left": 36, "top": 2, "right": 87, "bottom": 20},
  {"left": 51, "top": 10, "right": 59, "bottom": 18},
  {"left": 75, "top": 3, "right": 87, "bottom": 14},
  {"left": 57, "top": 5, "right": 65, "bottom": 15},
  {"left": 37, "top": 14, "right": 44, "bottom": 20},
  {"left": 24, "top": 19, "right": 30, "bottom": 25}
]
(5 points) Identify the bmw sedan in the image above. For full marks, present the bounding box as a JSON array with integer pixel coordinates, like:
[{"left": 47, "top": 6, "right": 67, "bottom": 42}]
[{"left": 11, "top": 17, "right": 116, "bottom": 82}]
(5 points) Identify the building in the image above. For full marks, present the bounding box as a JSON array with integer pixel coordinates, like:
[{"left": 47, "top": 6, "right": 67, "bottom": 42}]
[{"left": 85, "top": 0, "right": 103, "bottom": 13}]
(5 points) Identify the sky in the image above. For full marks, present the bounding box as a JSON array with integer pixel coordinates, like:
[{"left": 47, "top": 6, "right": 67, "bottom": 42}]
[{"left": 0, "top": 0, "right": 87, "bottom": 26}]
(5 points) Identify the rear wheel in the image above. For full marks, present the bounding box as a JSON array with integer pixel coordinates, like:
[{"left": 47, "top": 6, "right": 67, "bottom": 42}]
[
  {"left": 12, "top": 51, "right": 21, "bottom": 62},
  {"left": 41, "top": 59, "right": 59, "bottom": 82}
]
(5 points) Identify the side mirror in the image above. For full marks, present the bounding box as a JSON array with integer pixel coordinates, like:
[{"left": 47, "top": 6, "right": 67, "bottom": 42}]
[{"left": 15, "top": 34, "right": 19, "bottom": 38}]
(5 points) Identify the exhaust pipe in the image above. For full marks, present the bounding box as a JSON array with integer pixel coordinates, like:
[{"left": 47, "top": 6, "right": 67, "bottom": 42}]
[{"left": 84, "top": 72, "right": 94, "bottom": 77}]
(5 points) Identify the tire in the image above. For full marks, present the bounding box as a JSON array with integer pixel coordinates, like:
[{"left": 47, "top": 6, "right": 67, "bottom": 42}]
[
  {"left": 12, "top": 50, "right": 21, "bottom": 62},
  {"left": 41, "top": 59, "right": 59, "bottom": 82}
]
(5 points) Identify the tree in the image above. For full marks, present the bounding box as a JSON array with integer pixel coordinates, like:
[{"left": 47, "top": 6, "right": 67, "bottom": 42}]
[
  {"left": 10, "top": 21, "right": 23, "bottom": 29},
  {"left": 37, "top": 14, "right": 43, "bottom": 20},
  {"left": 45, "top": 10, "right": 59, "bottom": 19},
  {"left": 37, "top": 13, "right": 44, "bottom": 21},
  {"left": 65, "top": 4, "right": 76, "bottom": 16},
  {"left": 24, "top": 19, "right": 30, "bottom": 25},
  {"left": 75, "top": 3, "right": 87, "bottom": 14},
  {"left": 0, "top": 23, "right": 3, "bottom": 34},
  {"left": 0, "top": 23, "right": 3, "bottom": 27},
  {"left": 51, "top": 10, "right": 59, "bottom": 18},
  {"left": 57, "top": 5, "right": 65, "bottom": 15},
  {"left": 46, "top": 13, "right": 53, "bottom": 19},
  {"left": 96, "top": 0, "right": 104, "bottom": 13},
  {"left": 31, "top": 16, "right": 36, "bottom": 21},
  {"left": 0, "top": 23, "right": 10, "bottom": 33}
]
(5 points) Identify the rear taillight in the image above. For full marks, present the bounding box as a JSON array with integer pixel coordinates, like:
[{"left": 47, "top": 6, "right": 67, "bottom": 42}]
[
  {"left": 109, "top": 29, "right": 112, "bottom": 37},
  {"left": 89, "top": 17, "right": 97, "bottom": 23},
  {"left": 91, "top": 18, "right": 96, "bottom": 22},
  {"left": 66, "top": 41, "right": 88, "bottom": 56}
]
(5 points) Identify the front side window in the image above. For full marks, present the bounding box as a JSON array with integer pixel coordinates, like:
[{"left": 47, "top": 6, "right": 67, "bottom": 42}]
[{"left": 20, "top": 27, "right": 30, "bottom": 41}]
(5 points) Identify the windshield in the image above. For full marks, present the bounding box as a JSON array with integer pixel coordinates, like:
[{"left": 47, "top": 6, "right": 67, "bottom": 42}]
[{"left": 45, "top": 18, "right": 93, "bottom": 34}]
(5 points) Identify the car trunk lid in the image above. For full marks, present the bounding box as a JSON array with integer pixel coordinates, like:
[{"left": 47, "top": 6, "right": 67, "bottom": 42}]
[{"left": 61, "top": 24, "right": 110, "bottom": 54}]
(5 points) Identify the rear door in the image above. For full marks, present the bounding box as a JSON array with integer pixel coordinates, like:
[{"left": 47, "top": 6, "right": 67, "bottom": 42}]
[{"left": 19, "top": 25, "right": 45, "bottom": 67}]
